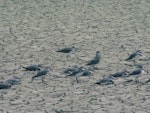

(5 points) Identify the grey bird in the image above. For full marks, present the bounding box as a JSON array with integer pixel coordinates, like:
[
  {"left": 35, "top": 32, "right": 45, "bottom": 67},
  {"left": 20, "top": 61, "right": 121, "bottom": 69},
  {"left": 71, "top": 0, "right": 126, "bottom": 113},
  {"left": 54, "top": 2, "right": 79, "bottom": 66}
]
[
  {"left": 56, "top": 47, "right": 75, "bottom": 53},
  {"left": 65, "top": 66, "right": 93, "bottom": 76},
  {"left": 125, "top": 50, "right": 142, "bottom": 65},
  {"left": 4, "top": 76, "right": 20, "bottom": 85},
  {"left": 30, "top": 67, "right": 49, "bottom": 83},
  {"left": 129, "top": 65, "right": 144, "bottom": 76},
  {"left": 129, "top": 65, "right": 144, "bottom": 82},
  {"left": 64, "top": 65, "right": 79, "bottom": 74},
  {"left": 65, "top": 66, "right": 83, "bottom": 77},
  {"left": 0, "top": 82, "right": 11, "bottom": 89},
  {"left": 126, "top": 50, "right": 141, "bottom": 60},
  {"left": 95, "top": 77, "right": 114, "bottom": 85},
  {"left": 65, "top": 66, "right": 80, "bottom": 83},
  {"left": 79, "top": 67, "right": 93, "bottom": 76},
  {"left": 86, "top": 51, "right": 101, "bottom": 66},
  {"left": 110, "top": 70, "right": 128, "bottom": 78},
  {"left": 65, "top": 66, "right": 92, "bottom": 83},
  {"left": 23, "top": 64, "right": 42, "bottom": 71}
]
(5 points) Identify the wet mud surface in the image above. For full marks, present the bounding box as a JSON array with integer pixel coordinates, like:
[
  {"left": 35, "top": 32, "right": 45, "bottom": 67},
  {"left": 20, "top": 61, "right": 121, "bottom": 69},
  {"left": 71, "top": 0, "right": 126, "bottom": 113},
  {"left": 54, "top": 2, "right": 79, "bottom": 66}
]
[{"left": 0, "top": 0, "right": 150, "bottom": 113}]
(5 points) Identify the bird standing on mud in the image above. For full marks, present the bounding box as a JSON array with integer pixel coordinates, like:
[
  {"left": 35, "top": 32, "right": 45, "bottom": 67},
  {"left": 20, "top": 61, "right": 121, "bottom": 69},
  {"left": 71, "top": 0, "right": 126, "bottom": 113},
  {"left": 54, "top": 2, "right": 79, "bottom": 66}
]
[
  {"left": 129, "top": 65, "right": 144, "bottom": 76},
  {"left": 129, "top": 65, "right": 144, "bottom": 82},
  {"left": 56, "top": 47, "right": 75, "bottom": 53},
  {"left": 23, "top": 64, "right": 42, "bottom": 71},
  {"left": 125, "top": 50, "right": 142, "bottom": 65},
  {"left": 95, "top": 77, "right": 114, "bottom": 85},
  {"left": 109, "top": 70, "right": 128, "bottom": 78},
  {"left": 30, "top": 67, "right": 49, "bottom": 83},
  {"left": 86, "top": 51, "right": 101, "bottom": 66}
]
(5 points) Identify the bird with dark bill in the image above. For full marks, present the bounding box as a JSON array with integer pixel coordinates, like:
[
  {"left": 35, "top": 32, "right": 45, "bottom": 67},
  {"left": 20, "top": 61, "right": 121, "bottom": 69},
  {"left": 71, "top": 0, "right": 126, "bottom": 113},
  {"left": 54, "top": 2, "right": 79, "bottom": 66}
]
[
  {"left": 95, "top": 77, "right": 114, "bottom": 85},
  {"left": 86, "top": 51, "right": 101, "bottom": 66},
  {"left": 79, "top": 67, "right": 93, "bottom": 76},
  {"left": 30, "top": 67, "right": 49, "bottom": 83},
  {"left": 125, "top": 50, "right": 142, "bottom": 64},
  {"left": 110, "top": 70, "right": 128, "bottom": 78},
  {"left": 4, "top": 76, "right": 20, "bottom": 85},
  {"left": 129, "top": 65, "right": 144, "bottom": 82},
  {"left": 0, "top": 82, "right": 11, "bottom": 89},
  {"left": 65, "top": 66, "right": 93, "bottom": 83},
  {"left": 64, "top": 66, "right": 82, "bottom": 83},
  {"left": 129, "top": 65, "right": 144, "bottom": 76},
  {"left": 65, "top": 66, "right": 83, "bottom": 76},
  {"left": 81, "top": 69, "right": 92, "bottom": 76},
  {"left": 64, "top": 65, "right": 78, "bottom": 74},
  {"left": 23, "top": 64, "right": 42, "bottom": 71},
  {"left": 56, "top": 47, "right": 75, "bottom": 53}
]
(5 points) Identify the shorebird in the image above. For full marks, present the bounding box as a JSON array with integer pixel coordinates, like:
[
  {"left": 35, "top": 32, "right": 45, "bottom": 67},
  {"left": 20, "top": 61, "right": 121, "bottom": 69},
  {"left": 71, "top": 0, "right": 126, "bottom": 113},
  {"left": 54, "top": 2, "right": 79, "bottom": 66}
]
[
  {"left": 0, "top": 82, "right": 11, "bottom": 89},
  {"left": 129, "top": 65, "right": 144, "bottom": 82},
  {"left": 4, "top": 76, "right": 20, "bottom": 85},
  {"left": 66, "top": 67, "right": 81, "bottom": 76},
  {"left": 23, "top": 64, "right": 42, "bottom": 71},
  {"left": 65, "top": 66, "right": 84, "bottom": 83},
  {"left": 64, "top": 65, "right": 79, "bottom": 76},
  {"left": 95, "top": 77, "right": 114, "bottom": 85},
  {"left": 125, "top": 50, "right": 142, "bottom": 65},
  {"left": 129, "top": 65, "right": 144, "bottom": 76},
  {"left": 80, "top": 69, "right": 92, "bottom": 76},
  {"left": 110, "top": 70, "right": 129, "bottom": 78},
  {"left": 65, "top": 66, "right": 93, "bottom": 83},
  {"left": 79, "top": 67, "right": 93, "bottom": 76},
  {"left": 56, "top": 47, "right": 75, "bottom": 53},
  {"left": 86, "top": 51, "right": 101, "bottom": 66},
  {"left": 30, "top": 67, "right": 49, "bottom": 83}
]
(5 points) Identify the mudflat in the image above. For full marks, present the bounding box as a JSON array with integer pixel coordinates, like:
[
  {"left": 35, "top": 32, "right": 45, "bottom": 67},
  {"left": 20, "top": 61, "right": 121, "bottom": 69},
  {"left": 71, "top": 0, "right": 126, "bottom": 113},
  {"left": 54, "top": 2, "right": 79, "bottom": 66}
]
[{"left": 0, "top": 0, "right": 150, "bottom": 113}]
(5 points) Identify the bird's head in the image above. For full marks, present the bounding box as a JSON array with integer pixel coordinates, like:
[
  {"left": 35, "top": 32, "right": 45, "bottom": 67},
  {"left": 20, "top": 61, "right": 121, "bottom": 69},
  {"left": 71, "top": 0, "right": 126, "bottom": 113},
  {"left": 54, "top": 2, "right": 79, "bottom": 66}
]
[
  {"left": 136, "top": 64, "right": 143, "bottom": 69},
  {"left": 136, "top": 50, "right": 142, "bottom": 56}
]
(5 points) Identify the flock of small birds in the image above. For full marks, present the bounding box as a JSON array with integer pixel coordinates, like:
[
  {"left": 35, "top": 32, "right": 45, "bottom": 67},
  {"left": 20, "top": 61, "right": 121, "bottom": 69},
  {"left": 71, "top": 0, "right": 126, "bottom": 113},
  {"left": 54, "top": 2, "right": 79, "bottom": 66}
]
[{"left": 0, "top": 47, "right": 147, "bottom": 89}]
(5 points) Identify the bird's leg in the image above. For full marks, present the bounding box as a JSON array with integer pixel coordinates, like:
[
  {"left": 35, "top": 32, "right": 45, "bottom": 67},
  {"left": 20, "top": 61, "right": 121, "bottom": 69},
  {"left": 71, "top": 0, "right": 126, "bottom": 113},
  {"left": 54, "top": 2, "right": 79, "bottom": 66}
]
[
  {"left": 30, "top": 77, "right": 34, "bottom": 83},
  {"left": 75, "top": 76, "right": 79, "bottom": 83},
  {"left": 135, "top": 77, "right": 139, "bottom": 83},
  {"left": 41, "top": 78, "right": 48, "bottom": 85},
  {"left": 146, "top": 78, "right": 150, "bottom": 83},
  {"left": 133, "top": 60, "right": 136, "bottom": 66}
]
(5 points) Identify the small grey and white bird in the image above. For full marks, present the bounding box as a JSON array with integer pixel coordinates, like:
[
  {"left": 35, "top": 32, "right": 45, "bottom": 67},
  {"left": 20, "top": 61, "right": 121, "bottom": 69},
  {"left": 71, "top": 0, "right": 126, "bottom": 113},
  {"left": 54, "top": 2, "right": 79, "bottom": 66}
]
[
  {"left": 129, "top": 65, "right": 144, "bottom": 76},
  {"left": 129, "top": 65, "right": 144, "bottom": 82},
  {"left": 65, "top": 66, "right": 92, "bottom": 83},
  {"left": 95, "top": 77, "right": 114, "bottom": 85},
  {"left": 4, "top": 76, "right": 20, "bottom": 85},
  {"left": 79, "top": 67, "right": 93, "bottom": 76},
  {"left": 64, "top": 66, "right": 82, "bottom": 83},
  {"left": 110, "top": 70, "right": 128, "bottom": 78},
  {"left": 64, "top": 65, "right": 79, "bottom": 74},
  {"left": 125, "top": 50, "right": 142, "bottom": 65},
  {"left": 30, "top": 67, "right": 49, "bottom": 83},
  {"left": 0, "top": 82, "right": 11, "bottom": 89},
  {"left": 86, "top": 51, "right": 101, "bottom": 66},
  {"left": 23, "top": 64, "right": 42, "bottom": 71},
  {"left": 56, "top": 47, "right": 75, "bottom": 53}
]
